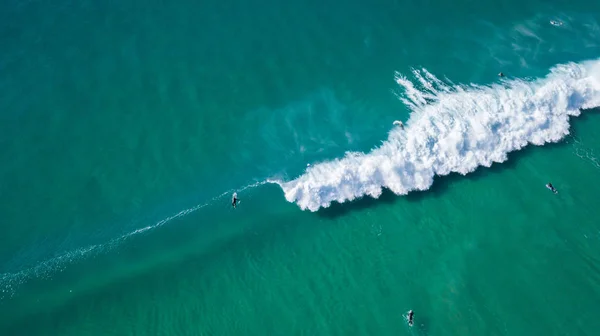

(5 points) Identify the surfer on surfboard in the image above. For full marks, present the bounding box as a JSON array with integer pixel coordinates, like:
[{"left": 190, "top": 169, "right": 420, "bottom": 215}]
[
  {"left": 232, "top": 192, "right": 239, "bottom": 208},
  {"left": 546, "top": 183, "right": 558, "bottom": 194},
  {"left": 550, "top": 20, "right": 563, "bottom": 27},
  {"left": 406, "top": 310, "right": 414, "bottom": 327}
]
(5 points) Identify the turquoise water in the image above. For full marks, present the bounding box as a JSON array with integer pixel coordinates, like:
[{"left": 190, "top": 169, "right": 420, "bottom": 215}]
[{"left": 1, "top": 0, "right": 600, "bottom": 334}]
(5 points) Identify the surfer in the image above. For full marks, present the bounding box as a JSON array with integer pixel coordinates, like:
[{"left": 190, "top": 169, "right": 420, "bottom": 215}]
[
  {"left": 232, "top": 192, "right": 239, "bottom": 208},
  {"left": 550, "top": 20, "right": 563, "bottom": 27},
  {"left": 407, "top": 310, "right": 414, "bottom": 326},
  {"left": 546, "top": 183, "right": 558, "bottom": 194},
  {"left": 393, "top": 120, "right": 404, "bottom": 128},
  {"left": 498, "top": 72, "right": 504, "bottom": 77}
]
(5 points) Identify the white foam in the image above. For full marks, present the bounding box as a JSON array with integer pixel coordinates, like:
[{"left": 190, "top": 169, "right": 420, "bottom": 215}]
[{"left": 279, "top": 59, "right": 600, "bottom": 211}]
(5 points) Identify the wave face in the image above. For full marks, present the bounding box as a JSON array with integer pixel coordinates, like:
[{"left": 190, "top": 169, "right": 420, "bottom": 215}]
[{"left": 280, "top": 60, "right": 600, "bottom": 211}]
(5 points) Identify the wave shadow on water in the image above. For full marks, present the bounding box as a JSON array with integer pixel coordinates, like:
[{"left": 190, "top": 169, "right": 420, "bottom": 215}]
[{"left": 317, "top": 108, "right": 599, "bottom": 219}]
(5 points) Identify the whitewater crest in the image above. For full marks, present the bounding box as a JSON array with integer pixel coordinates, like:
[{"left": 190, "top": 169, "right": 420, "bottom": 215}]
[{"left": 280, "top": 60, "right": 600, "bottom": 211}]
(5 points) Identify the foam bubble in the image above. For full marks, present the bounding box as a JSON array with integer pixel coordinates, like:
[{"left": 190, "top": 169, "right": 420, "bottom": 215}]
[{"left": 279, "top": 59, "right": 600, "bottom": 211}]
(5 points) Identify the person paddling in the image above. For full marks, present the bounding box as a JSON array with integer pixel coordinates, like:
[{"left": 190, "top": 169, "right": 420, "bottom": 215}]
[
  {"left": 407, "top": 310, "right": 414, "bottom": 326},
  {"left": 546, "top": 183, "right": 558, "bottom": 194}
]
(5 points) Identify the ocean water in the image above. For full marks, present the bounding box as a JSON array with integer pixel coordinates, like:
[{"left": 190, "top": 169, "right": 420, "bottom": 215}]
[{"left": 1, "top": 0, "right": 600, "bottom": 334}]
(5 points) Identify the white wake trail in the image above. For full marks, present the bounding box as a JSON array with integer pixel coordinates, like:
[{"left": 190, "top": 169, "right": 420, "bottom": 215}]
[{"left": 0, "top": 181, "right": 268, "bottom": 299}]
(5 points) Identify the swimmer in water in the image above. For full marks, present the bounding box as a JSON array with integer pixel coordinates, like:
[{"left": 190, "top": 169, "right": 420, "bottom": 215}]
[
  {"left": 498, "top": 72, "right": 504, "bottom": 77},
  {"left": 407, "top": 310, "right": 414, "bottom": 326}
]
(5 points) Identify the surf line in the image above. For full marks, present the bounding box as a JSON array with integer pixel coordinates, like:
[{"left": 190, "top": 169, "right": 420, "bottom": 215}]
[{"left": 0, "top": 180, "right": 270, "bottom": 299}]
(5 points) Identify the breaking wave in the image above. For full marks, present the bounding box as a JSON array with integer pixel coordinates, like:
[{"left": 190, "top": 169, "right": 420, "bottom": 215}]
[{"left": 280, "top": 59, "right": 600, "bottom": 211}]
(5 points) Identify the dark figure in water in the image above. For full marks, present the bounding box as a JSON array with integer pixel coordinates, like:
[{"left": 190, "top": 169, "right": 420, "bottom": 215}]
[
  {"left": 546, "top": 183, "right": 558, "bottom": 194},
  {"left": 232, "top": 193, "right": 239, "bottom": 208},
  {"left": 498, "top": 72, "right": 505, "bottom": 77},
  {"left": 407, "top": 310, "right": 414, "bottom": 326}
]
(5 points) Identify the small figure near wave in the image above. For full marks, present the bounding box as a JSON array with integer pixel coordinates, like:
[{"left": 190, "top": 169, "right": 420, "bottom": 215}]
[
  {"left": 498, "top": 72, "right": 505, "bottom": 77},
  {"left": 232, "top": 192, "right": 239, "bottom": 208},
  {"left": 406, "top": 310, "right": 414, "bottom": 327},
  {"left": 393, "top": 120, "right": 404, "bottom": 128},
  {"left": 550, "top": 20, "right": 563, "bottom": 27},
  {"left": 546, "top": 183, "right": 558, "bottom": 194}
]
